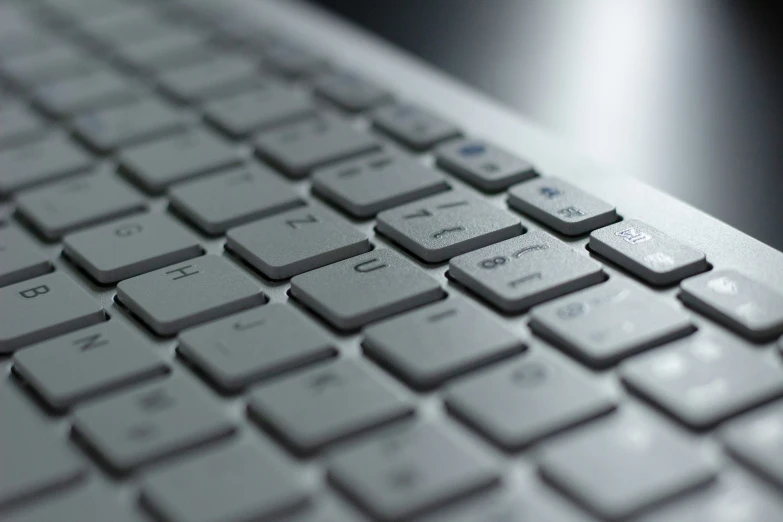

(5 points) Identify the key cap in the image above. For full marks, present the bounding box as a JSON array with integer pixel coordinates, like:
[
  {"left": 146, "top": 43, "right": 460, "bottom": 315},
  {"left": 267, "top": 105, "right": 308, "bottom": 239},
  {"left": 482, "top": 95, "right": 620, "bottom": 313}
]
[
  {"left": 590, "top": 219, "right": 708, "bottom": 285},
  {"left": 227, "top": 207, "right": 371, "bottom": 280},
  {"left": 84, "top": 11, "right": 175, "bottom": 47},
  {"left": 721, "top": 401, "right": 783, "bottom": 488},
  {"left": 327, "top": 421, "right": 499, "bottom": 521},
  {"left": 680, "top": 269, "right": 783, "bottom": 341},
  {"left": 539, "top": 410, "right": 717, "bottom": 521},
  {"left": 17, "top": 171, "right": 146, "bottom": 240},
  {"left": 449, "top": 231, "right": 604, "bottom": 312},
  {"left": 178, "top": 304, "right": 336, "bottom": 392},
  {"left": 120, "top": 128, "right": 242, "bottom": 194},
  {"left": 73, "top": 374, "right": 235, "bottom": 472},
  {"left": 119, "top": 30, "right": 214, "bottom": 72},
  {"left": 509, "top": 177, "right": 618, "bottom": 235},
  {"left": 0, "top": 272, "right": 104, "bottom": 353},
  {"left": 371, "top": 103, "right": 460, "bottom": 150},
  {"left": 446, "top": 351, "right": 616, "bottom": 450},
  {"left": 32, "top": 68, "right": 140, "bottom": 117},
  {"left": 2, "top": 46, "right": 102, "bottom": 86},
  {"left": 312, "top": 151, "right": 449, "bottom": 218},
  {"left": 157, "top": 56, "right": 263, "bottom": 103},
  {"left": 436, "top": 139, "right": 537, "bottom": 192},
  {"left": 290, "top": 249, "right": 444, "bottom": 330},
  {"left": 377, "top": 191, "right": 523, "bottom": 263},
  {"left": 530, "top": 279, "right": 694, "bottom": 367},
  {"left": 363, "top": 298, "right": 525, "bottom": 390},
  {"left": 287, "top": 501, "right": 368, "bottom": 522},
  {"left": 263, "top": 40, "right": 329, "bottom": 78},
  {"left": 0, "top": 104, "right": 45, "bottom": 148},
  {"left": 255, "top": 113, "right": 381, "bottom": 178},
  {"left": 0, "top": 133, "right": 93, "bottom": 196},
  {"left": 0, "top": 30, "right": 60, "bottom": 62},
  {"left": 0, "top": 225, "right": 51, "bottom": 287},
  {"left": 314, "top": 70, "right": 392, "bottom": 112}
]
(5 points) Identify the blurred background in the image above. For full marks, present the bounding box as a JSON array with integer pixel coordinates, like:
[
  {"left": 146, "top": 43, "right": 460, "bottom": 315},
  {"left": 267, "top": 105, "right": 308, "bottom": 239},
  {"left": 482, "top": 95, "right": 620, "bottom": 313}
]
[{"left": 311, "top": 0, "right": 783, "bottom": 251}]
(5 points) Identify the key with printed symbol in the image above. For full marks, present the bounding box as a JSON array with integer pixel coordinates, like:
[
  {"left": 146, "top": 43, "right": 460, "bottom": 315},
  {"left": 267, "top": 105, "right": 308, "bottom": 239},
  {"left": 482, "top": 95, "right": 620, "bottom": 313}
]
[
  {"left": 0, "top": 225, "right": 51, "bottom": 287},
  {"left": 680, "top": 269, "right": 783, "bottom": 341},
  {"left": 436, "top": 139, "right": 537, "bottom": 192},
  {"left": 157, "top": 55, "right": 264, "bottom": 103},
  {"left": 721, "top": 401, "right": 783, "bottom": 489},
  {"left": 371, "top": 103, "right": 461, "bottom": 150},
  {"left": 590, "top": 219, "right": 708, "bottom": 285},
  {"left": 263, "top": 40, "right": 329, "bottom": 78},
  {"left": 33, "top": 68, "right": 141, "bottom": 117},
  {"left": 509, "top": 177, "right": 618, "bottom": 235},
  {"left": 449, "top": 231, "right": 604, "bottom": 312},
  {"left": 314, "top": 70, "right": 392, "bottom": 112}
]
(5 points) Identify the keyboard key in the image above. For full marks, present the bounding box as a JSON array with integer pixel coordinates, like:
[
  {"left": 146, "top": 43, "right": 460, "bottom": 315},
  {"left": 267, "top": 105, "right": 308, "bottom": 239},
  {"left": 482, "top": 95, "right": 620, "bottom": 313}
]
[
  {"left": 0, "top": 225, "right": 51, "bottom": 287},
  {"left": 371, "top": 103, "right": 460, "bottom": 150},
  {"left": 539, "top": 411, "right": 717, "bottom": 520},
  {"left": 119, "top": 30, "right": 214, "bottom": 72},
  {"left": 312, "top": 151, "right": 449, "bottom": 218},
  {"left": 157, "top": 56, "right": 263, "bottom": 103},
  {"left": 680, "top": 269, "right": 783, "bottom": 341},
  {"left": 0, "top": 272, "right": 104, "bottom": 353},
  {"left": 449, "top": 231, "right": 604, "bottom": 312},
  {"left": 116, "top": 255, "right": 264, "bottom": 336},
  {"left": 262, "top": 40, "right": 329, "bottom": 78},
  {"left": 227, "top": 207, "right": 371, "bottom": 280},
  {"left": 2, "top": 46, "right": 102, "bottom": 86},
  {"left": 64, "top": 212, "right": 202, "bottom": 284},
  {"left": 84, "top": 11, "right": 175, "bottom": 47},
  {"left": 0, "top": 104, "right": 45, "bottom": 148},
  {"left": 446, "top": 351, "right": 616, "bottom": 450},
  {"left": 32, "top": 68, "right": 140, "bottom": 117},
  {"left": 363, "top": 298, "right": 525, "bottom": 390},
  {"left": 721, "top": 401, "right": 783, "bottom": 489},
  {"left": 377, "top": 191, "right": 522, "bottom": 263},
  {"left": 314, "top": 70, "right": 392, "bottom": 112},
  {"left": 327, "top": 421, "right": 499, "bottom": 521},
  {"left": 255, "top": 113, "right": 380, "bottom": 178},
  {"left": 16, "top": 171, "right": 146, "bottom": 240},
  {"left": 530, "top": 279, "right": 694, "bottom": 367},
  {"left": 178, "top": 304, "right": 336, "bottom": 392},
  {"left": 290, "top": 249, "right": 444, "bottom": 330},
  {"left": 590, "top": 219, "right": 708, "bottom": 285},
  {"left": 73, "top": 374, "right": 235, "bottom": 472},
  {"left": 287, "top": 501, "right": 367, "bottom": 522},
  {"left": 248, "top": 359, "right": 412, "bottom": 454},
  {"left": 436, "top": 139, "right": 537, "bottom": 192},
  {"left": 120, "top": 128, "right": 242, "bottom": 193},
  {"left": 509, "top": 177, "right": 618, "bottom": 235},
  {"left": 14, "top": 321, "right": 167, "bottom": 410}
]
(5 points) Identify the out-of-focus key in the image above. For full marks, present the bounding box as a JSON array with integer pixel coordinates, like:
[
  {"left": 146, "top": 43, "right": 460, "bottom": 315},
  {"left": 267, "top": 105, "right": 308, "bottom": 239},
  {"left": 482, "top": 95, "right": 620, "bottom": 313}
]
[
  {"left": 721, "top": 401, "right": 783, "bottom": 489},
  {"left": 436, "top": 139, "right": 537, "bottom": 192},
  {"left": 157, "top": 55, "right": 263, "bottom": 103},
  {"left": 262, "top": 40, "right": 329, "bottom": 78},
  {"left": 119, "top": 30, "right": 214, "bottom": 72},
  {"left": 2, "top": 46, "right": 103, "bottom": 86},
  {"left": 0, "top": 225, "right": 51, "bottom": 287},
  {"left": 372, "top": 103, "right": 460, "bottom": 150},
  {"left": 314, "top": 69, "right": 392, "bottom": 112},
  {"left": 32, "top": 68, "right": 141, "bottom": 117},
  {"left": 0, "top": 104, "right": 45, "bottom": 148}
]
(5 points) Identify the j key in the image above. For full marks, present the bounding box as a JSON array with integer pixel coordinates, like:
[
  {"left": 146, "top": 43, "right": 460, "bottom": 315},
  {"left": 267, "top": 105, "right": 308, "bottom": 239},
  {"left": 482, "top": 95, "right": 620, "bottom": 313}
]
[
  {"left": 157, "top": 56, "right": 264, "bottom": 103},
  {"left": 590, "top": 220, "right": 708, "bottom": 285},
  {"left": 14, "top": 321, "right": 167, "bottom": 410},
  {"left": 530, "top": 279, "right": 694, "bottom": 367},
  {"left": 248, "top": 359, "right": 412, "bottom": 454},
  {"left": 116, "top": 255, "right": 264, "bottom": 336},
  {"left": 0, "top": 104, "right": 45, "bottom": 148},
  {"left": 178, "top": 304, "right": 336, "bottom": 392},
  {"left": 73, "top": 374, "right": 235, "bottom": 472},
  {"left": 327, "top": 421, "right": 499, "bottom": 522},
  {"left": 371, "top": 103, "right": 461, "bottom": 150},
  {"left": 312, "top": 151, "right": 449, "bottom": 218},
  {"left": 509, "top": 177, "right": 618, "bottom": 235},
  {"left": 680, "top": 269, "right": 783, "bottom": 341},
  {"left": 436, "top": 139, "right": 537, "bottom": 192},
  {"left": 290, "top": 249, "right": 444, "bottom": 330},
  {"left": 0, "top": 272, "right": 104, "bottom": 353},
  {"left": 314, "top": 70, "right": 392, "bottom": 112},
  {"left": 16, "top": 171, "right": 147, "bottom": 240},
  {"left": 377, "top": 191, "right": 522, "bottom": 263},
  {"left": 721, "top": 401, "right": 783, "bottom": 489},
  {"left": 363, "top": 298, "right": 525, "bottom": 390},
  {"left": 539, "top": 411, "right": 717, "bottom": 521},
  {"left": 262, "top": 40, "right": 329, "bottom": 78},
  {"left": 449, "top": 231, "right": 604, "bottom": 312},
  {"left": 64, "top": 212, "right": 202, "bottom": 284},
  {"left": 0, "top": 225, "right": 51, "bottom": 287},
  {"left": 2, "top": 46, "right": 103, "bottom": 86},
  {"left": 255, "top": 113, "right": 381, "bottom": 178},
  {"left": 32, "top": 68, "right": 141, "bottom": 117}
]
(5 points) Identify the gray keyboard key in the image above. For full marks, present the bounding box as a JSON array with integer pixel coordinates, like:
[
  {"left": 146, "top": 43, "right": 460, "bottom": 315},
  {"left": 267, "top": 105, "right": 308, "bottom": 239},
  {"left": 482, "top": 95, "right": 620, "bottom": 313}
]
[
  {"left": 33, "top": 68, "right": 140, "bottom": 117},
  {"left": 2, "top": 46, "right": 102, "bottom": 85},
  {"left": 312, "top": 151, "right": 449, "bottom": 218},
  {"left": 436, "top": 139, "right": 537, "bottom": 192},
  {"left": 0, "top": 225, "right": 51, "bottom": 287},
  {"left": 169, "top": 164, "right": 304, "bottom": 235},
  {"left": 120, "top": 128, "right": 242, "bottom": 193},
  {"left": 0, "top": 272, "right": 104, "bottom": 353},
  {"left": 530, "top": 279, "right": 694, "bottom": 367},
  {"left": 449, "top": 231, "right": 604, "bottom": 312},
  {"left": 117, "top": 255, "right": 264, "bottom": 335},
  {"left": 73, "top": 374, "right": 235, "bottom": 472},
  {"left": 17, "top": 171, "right": 146, "bottom": 240},
  {"left": 509, "top": 177, "right": 618, "bottom": 235},
  {"left": 178, "top": 304, "right": 335, "bottom": 391},
  {"left": 255, "top": 114, "right": 380, "bottom": 178},
  {"left": 721, "top": 401, "right": 783, "bottom": 488},
  {"left": 263, "top": 40, "right": 329, "bottom": 78},
  {"left": 84, "top": 11, "right": 174, "bottom": 47},
  {"left": 539, "top": 411, "right": 717, "bottom": 521},
  {"left": 314, "top": 70, "right": 392, "bottom": 112},
  {"left": 290, "top": 249, "right": 444, "bottom": 330},
  {"left": 0, "top": 104, "right": 45, "bottom": 148},
  {"left": 119, "top": 30, "right": 213, "bottom": 72},
  {"left": 377, "top": 191, "right": 522, "bottom": 263},
  {"left": 446, "top": 351, "right": 616, "bottom": 450},
  {"left": 680, "top": 269, "right": 783, "bottom": 341},
  {"left": 590, "top": 219, "right": 708, "bottom": 285},
  {"left": 372, "top": 103, "right": 460, "bottom": 150},
  {"left": 157, "top": 56, "right": 263, "bottom": 103},
  {"left": 364, "top": 298, "right": 525, "bottom": 390},
  {"left": 248, "top": 359, "right": 412, "bottom": 454},
  {"left": 328, "top": 421, "right": 499, "bottom": 521}
]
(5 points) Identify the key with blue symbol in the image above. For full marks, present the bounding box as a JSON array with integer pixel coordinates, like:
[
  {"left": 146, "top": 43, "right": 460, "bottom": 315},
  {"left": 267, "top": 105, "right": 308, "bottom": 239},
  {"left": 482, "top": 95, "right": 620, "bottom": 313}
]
[{"left": 436, "top": 139, "right": 537, "bottom": 192}]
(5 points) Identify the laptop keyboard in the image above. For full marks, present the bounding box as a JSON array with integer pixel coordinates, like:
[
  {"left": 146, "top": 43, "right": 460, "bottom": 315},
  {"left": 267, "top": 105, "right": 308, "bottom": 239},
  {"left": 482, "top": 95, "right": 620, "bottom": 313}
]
[{"left": 1, "top": 0, "right": 783, "bottom": 520}]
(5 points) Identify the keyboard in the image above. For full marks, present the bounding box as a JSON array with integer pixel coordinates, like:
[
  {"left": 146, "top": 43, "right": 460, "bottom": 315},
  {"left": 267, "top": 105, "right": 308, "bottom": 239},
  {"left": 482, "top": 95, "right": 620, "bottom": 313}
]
[{"left": 2, "top": 0, "right": 783, "bottom": 520}]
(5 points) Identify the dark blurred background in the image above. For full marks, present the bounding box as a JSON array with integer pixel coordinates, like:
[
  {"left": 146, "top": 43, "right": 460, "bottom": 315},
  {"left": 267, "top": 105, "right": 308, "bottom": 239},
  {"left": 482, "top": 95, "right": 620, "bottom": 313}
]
[{"left": 310, "top": 0, "right": 783, "bottom": 251}]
